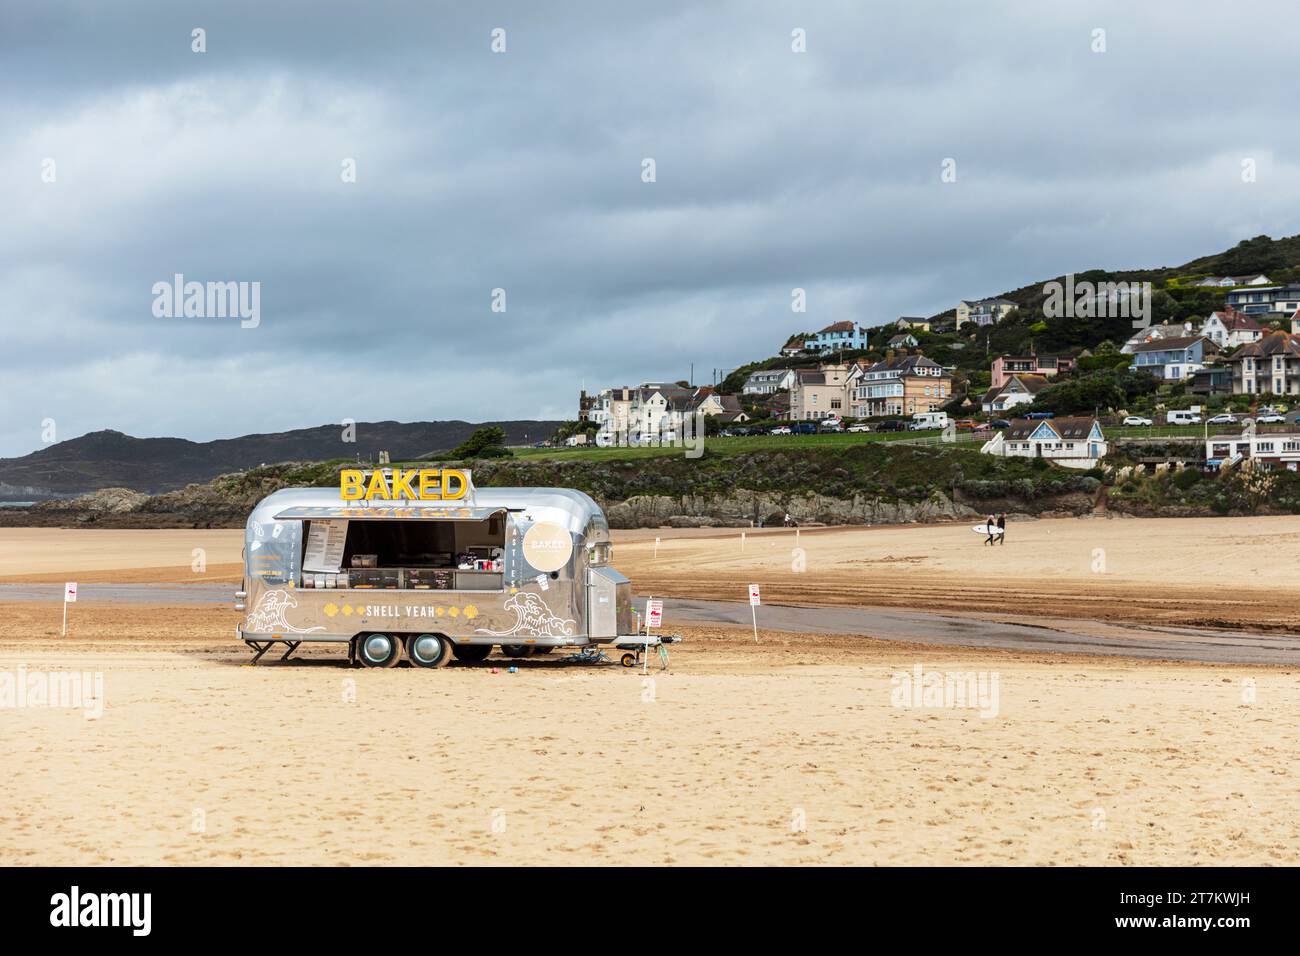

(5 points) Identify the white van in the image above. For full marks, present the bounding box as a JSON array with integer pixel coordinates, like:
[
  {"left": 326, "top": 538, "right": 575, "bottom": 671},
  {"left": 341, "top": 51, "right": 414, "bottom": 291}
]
[
  {"left": 1166, "top": 408, "right": 1202, "bottom": 425},
  {"left": 911, "top": 412, "right": 949, "bottom": 430}
]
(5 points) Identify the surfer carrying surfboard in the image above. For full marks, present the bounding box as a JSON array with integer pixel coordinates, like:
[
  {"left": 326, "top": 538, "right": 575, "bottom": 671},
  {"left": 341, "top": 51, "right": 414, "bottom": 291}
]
[
  {"left": 984, "top": 514, "right": 997, "bottom": 546},
  {"left": 996, "top": 513, "right": 1006, "bottom": 545}
]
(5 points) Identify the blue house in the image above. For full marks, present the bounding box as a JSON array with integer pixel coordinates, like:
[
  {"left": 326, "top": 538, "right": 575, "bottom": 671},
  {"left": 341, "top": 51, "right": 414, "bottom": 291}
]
[
  {"left": 804, "top": 321, "right": 868, "bottom": 353},
  {"left": 1129, "top": 335, "right": 1219, "bottom": 380}
]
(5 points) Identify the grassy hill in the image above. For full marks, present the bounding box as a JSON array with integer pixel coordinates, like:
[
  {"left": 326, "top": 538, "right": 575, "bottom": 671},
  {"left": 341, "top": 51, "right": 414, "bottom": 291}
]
[{"left": 0, "top": 420, "right": 562, "bottom": 498}]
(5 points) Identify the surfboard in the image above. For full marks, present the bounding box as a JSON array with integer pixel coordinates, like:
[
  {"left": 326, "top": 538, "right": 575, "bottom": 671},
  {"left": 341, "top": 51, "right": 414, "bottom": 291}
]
[{"left": 972, "top": 524, "right": 1004, "bottom": 535}]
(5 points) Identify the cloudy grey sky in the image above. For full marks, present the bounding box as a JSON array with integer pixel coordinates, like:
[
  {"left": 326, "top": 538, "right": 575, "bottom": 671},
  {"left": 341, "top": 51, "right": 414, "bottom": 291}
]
[{"left": 3, "top": 0, "right": 1297, "bottom": 457}]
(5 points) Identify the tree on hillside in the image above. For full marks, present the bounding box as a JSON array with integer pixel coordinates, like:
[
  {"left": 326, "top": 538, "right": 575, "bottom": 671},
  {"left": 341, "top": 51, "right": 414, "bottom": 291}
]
[{"left": 449, "top": 426, "right": 512, "bottom": 459}]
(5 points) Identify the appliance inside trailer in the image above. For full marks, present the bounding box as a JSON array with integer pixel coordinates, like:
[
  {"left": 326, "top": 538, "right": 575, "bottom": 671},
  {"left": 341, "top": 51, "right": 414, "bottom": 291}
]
[{"left": 298, "top": 513, "right": 507, "bottom": 592}]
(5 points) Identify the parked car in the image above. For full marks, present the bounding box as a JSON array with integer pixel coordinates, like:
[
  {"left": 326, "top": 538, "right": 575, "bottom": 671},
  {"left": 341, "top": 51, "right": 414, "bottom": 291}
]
[
  {"left": 818, "top": 420, "right": 844, "bottom": 433},
  {"left": 846, "top": 423, "right": 872, "bottom": 433},
  {"left": 906, "top": 420, "right": 931, "bottom": 431},
  {"left": 953, "top": 419, "right": 978, "bottom": 431},
  {"left": 990, "top": 419, "right": 1011, "bottom": 429},
  {"left": 972, "top": 422, "right": 992, "bottom": 432},
  {"left": 875, "top": 420, "right": 906, "bottom": 432},
  {"left": 793, "top": 422, "right": 818, "bottom": 434},
  {"left": 1122, "top": 415, "right": 1153, "bottom": 426},
  {"left": 1024, "top": 411, "right": 1055, "bottom": 420},
  {"left": 1256, "top": 413, "right": 1286, "bottom": 424},
  {"left": 1206, "top": 413, "right": 1238, "bottom": 426},
  {"left": 770, "top": 425, "right": 792, "bottom": 435}
]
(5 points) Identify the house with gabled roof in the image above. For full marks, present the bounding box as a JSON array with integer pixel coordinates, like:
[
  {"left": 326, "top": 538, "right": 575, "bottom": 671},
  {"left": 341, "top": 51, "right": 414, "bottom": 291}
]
[
  {"left": 1201, "top": 308, "right": 1264, "bottom": 349},
  {"left": 980, "top": 374, "right": 1050, "bottom": 415},
  {"left": 980, "top": 416, "right": 1108, "bottom": 469},
  {"left": 780, "top": 335, "right": 808, "bottom": 357}
]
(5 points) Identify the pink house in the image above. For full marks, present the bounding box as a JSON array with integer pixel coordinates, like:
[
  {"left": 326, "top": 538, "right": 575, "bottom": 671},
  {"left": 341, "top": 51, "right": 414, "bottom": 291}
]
[{"left": 990, "top": 354, "right": 1075, "bottom": 390}]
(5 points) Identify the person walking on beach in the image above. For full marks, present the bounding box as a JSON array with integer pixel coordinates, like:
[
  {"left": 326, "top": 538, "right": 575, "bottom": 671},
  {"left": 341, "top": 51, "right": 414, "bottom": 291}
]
[
  {"left": 984, "top": 514, "right": 997, "bottom": 546},
  {"left": 996, "top": 512, "right": 1006, "bottom": 545}
]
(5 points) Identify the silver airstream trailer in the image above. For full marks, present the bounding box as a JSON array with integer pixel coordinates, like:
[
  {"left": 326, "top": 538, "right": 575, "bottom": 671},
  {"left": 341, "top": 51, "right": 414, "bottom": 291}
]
[{"left": 235, "top": 468, "right": 635, "bottom": 667}]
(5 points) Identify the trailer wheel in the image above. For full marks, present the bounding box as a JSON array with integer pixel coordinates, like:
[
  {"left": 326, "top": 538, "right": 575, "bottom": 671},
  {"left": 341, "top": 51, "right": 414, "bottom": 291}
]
[
  {"left": 500, "top": 644, "right": 535, "bottom": 658},
  {"left": 451, "top": 643, "right": 492, "bottom": 663},
  {"left": 620, "top": 653, "right": 637, "bottom": 668},
  {"left": 407, "top": 633, "right": 452, "bottom": 668},
  {"left": 531, "top": 645, "right": 554, "bottom": 655},
  {"left": 358, "top": 633, "right": 402, "bottom": 668}
]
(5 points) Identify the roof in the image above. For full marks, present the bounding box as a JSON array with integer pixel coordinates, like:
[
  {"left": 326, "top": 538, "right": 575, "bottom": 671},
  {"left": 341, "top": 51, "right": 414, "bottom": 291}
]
[
  {"left": 887, "top": 333, "right": 917, "bottom": 345},
  {"left": 1004, "top": 416, "right": 1101, "bottom": 441},
  {"left": 981, "top": 374, "right": 1050, "bottom": 404},
  {"left": 1130, "top": 335, "right": 1209, "bottom": 353},
  {"left": 867, "top": 354, "right": 947, "bottom": 376},
  {"left": 1208, "top": 311, "right": 1263, "bottom": 331},
  {"left": 816, "top": 321, "right": 857, "bottom": 334},
  {"left": 1227, "top": 331, "right": 1300, "bottom": 362},
  {"left": 796, "top": 371, "right": 827, "bottom": 385},
  {"left": 248, "top": 486, "right": 609, "bottom": 539},
  {"left": 744, "top": 367, "right": 793, "bottom": 381}
]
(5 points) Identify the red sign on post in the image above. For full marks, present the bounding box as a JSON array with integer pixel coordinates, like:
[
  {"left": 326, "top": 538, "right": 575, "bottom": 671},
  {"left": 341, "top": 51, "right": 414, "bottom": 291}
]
[
  {"left": 748, "top": 584, "right": 760, "bottom": 606},
  {"left": 646, "top": 598, "right": 663, "bottom": 629}
]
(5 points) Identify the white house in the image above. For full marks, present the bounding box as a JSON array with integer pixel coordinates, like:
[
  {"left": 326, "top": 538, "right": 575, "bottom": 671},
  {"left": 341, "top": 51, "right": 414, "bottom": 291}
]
[
  {"left": 742, "top": 368, "right": 796, "bottom": 395},
  {"left": 981, "top": 417, "right": 1108, "bottom": 469},
  {"left": 1205, "top": 431, "right": 1300, "bottom": 470},
  {"left": 979, "top": 374, "right": 1050, "bottom": 415},
  {"left": 1200, "top": 309, "right": 1264, "bottom": 349}
]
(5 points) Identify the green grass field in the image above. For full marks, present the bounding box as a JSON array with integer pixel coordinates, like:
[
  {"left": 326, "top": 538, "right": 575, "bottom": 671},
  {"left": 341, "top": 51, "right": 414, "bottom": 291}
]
[
  {"left": 507, "top": 430, "right": 933, "bottom": 461},
  {"left": 506, "top": 423, "right": 1216, "bottom": 462}
]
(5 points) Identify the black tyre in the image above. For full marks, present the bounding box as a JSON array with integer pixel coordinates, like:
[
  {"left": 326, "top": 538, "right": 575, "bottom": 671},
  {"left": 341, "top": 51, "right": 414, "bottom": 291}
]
[
  {"left": 358, "top": 633, "right": 402, "bottom": 668},
  {"left": 406, "top": 633, "right": 452, "bottom": 668},
  {"left": 532, "top": 645, "right": 554, "bottom": 655},
  {"left": 500, "top": 644, "right": 535, "bottom": 658},
  {"left": 451, "top": 643, "right": 492, "bottom": 663}
]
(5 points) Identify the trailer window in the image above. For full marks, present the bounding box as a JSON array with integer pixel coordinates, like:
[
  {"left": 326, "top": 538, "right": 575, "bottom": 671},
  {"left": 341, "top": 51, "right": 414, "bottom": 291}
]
[{"left": 298, "top": 515, "right": 506, "bottom": 592}]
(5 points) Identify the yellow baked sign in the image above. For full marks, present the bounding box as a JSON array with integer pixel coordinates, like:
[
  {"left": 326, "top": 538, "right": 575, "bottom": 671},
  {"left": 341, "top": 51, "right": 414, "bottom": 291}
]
[{"left": 340, "top": 468, "right": 470, "bottom": 501}]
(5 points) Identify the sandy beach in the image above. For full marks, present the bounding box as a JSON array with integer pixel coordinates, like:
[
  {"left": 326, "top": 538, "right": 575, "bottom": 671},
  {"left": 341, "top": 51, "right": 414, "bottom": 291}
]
[
  {"left": 2, "top": 518, "right": 1298, "bottom": 866},
  {"left": 2, "top": 606, "right": 1296, "bottom": 866}
]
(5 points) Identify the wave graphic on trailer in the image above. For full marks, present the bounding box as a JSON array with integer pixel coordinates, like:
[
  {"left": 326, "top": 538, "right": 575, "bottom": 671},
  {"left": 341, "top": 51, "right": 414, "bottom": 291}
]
[
  {"left": 246, "top": 589, "right": 326, "bottom": 634},
  {"left": 475, "top": 592, "right": 575, "bottom": 638}
]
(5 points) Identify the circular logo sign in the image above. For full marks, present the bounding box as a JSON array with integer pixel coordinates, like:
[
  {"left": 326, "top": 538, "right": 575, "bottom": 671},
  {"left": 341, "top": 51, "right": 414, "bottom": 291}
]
[{"left": 522, "top": 522, "right": 573, "bottom": 573}]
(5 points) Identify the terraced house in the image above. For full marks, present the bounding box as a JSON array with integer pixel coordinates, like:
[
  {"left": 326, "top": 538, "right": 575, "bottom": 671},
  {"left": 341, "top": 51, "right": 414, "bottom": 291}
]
[
  {"left": 850, "top": 354, "right": 952, "bottom": 418},
  {"left": 1226, "top": 331, "right": 1300, "bottom": 395}
]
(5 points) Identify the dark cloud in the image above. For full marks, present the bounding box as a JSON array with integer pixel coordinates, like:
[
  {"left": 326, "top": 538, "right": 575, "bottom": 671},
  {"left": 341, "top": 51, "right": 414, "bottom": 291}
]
[{"left": 1, "top": 0, "right": 1297, "bottom": 455}]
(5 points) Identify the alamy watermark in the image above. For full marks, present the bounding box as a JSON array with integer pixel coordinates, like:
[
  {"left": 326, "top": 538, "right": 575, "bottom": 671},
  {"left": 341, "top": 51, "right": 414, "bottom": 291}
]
[
  {"left": 0, "top": 665, "right": 103, "bottom": 719},
  {"left": 595, "top": 409, "right": 705, "bottom": 459},
  {"left": 1043, "top": 273, "right": 1151, "bottom": 329},
  {"left": 891, "top": 664, "right": 999, "bottom": 718},
  {"left": 152, "top": 273, "right": 260, "bottom": 328}
]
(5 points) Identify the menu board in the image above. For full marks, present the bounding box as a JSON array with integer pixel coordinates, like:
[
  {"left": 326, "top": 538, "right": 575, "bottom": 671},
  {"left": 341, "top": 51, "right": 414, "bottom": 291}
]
[{"left": 302, "top": 520, "right": 348, "bottom": 573}]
